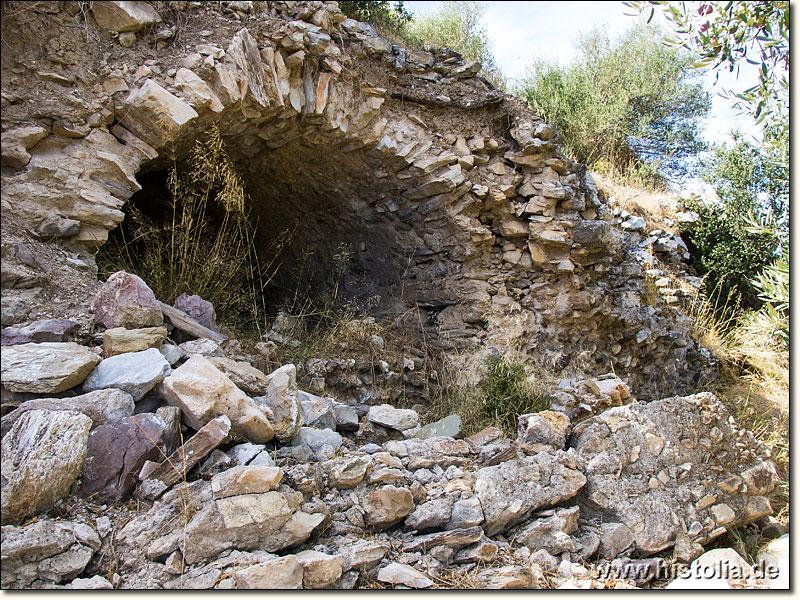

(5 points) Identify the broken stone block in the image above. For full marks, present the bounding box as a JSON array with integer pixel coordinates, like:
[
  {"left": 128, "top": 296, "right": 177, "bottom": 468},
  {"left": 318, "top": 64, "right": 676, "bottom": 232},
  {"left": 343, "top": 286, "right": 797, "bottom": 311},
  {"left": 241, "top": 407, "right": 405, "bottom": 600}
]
[
  {"left": 517, "top": 410, "right": 570, "bottom": 454},
  {"left": 1, "top": 409, "right": 92, "bottom": 525},
  {"left": 571, "top": 392, "right": 779, "bottom": 555},
  {"left": 1, "top": 519, "right": 100, "bottom": 588},
  {"left": 1, "top": 342, "right": 100, "bottom": 394},
  {"left": 368, "top": 404, "right": 419, "bottom": 432},
  {"left": 1, "top": 389, "right": 134, "bottom": 439},
  {"left": 91, "top": 1, "right": 161, "bottom": 32},
  {"left": 1, "top": 319, "right": 80, "bottom": 345},
  {"left": 377, "top": 562, "right": 433, "bottom": 589},
  {"left": 83, "top": 347, "right": 171, "bottom": 401},
  {"left": 295, "top": 550, "right": 342, "bottom": 589},
  {"left": 234, "top": 555, "right": 304, "bottom": 589},
  {"left": 474, "top": 450, "right": 586, "bottom": 536},
  {"left": 362, "top": 485, "right": 414, "bottom": 530},
  {"left": 138, "top": 415, "right": 231, "bottom": 500},
  {"left": 209, "top": 357, "right": 270, "bottom": 397},
  {"left": 91, "top": 271, "right": 163, "bottom": 330},
  {"left": 159, "top": 355, "right": 273, "bottom": 443},
  {"left": 102, "top": 326, "right": 167, "bottom": 357},
  {"left": 258, "top": 364, "right": 304, "bottom": 442},
  {"left": 174, "top": 293, "right": 217, "bottom": 331},
  {"left": 79, "top": 412, "right": 166, "bottom": 502}
]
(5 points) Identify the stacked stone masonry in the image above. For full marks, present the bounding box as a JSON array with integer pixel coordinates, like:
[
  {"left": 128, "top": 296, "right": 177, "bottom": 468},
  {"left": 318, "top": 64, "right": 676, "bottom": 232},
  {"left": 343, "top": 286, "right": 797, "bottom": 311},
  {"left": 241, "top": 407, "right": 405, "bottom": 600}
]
[{"left": 1, "top": 2, "right": 712, "bottom": 401}]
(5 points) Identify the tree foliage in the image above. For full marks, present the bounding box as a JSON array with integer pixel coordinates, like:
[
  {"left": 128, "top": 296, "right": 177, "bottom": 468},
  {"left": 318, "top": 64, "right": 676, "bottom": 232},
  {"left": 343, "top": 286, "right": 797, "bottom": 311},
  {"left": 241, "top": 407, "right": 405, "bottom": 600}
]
[
  {"left": 518, "top": 22, "right": 711, "bottom": 184},
  {"left": 626, "top": 1, "right": 789, "bottom": 143},
  {"left": 629, "top": 2, "right": 789, "bottom": 339},
  {"left": 681, "top": 132, "right": 784, "bottom": 309}
]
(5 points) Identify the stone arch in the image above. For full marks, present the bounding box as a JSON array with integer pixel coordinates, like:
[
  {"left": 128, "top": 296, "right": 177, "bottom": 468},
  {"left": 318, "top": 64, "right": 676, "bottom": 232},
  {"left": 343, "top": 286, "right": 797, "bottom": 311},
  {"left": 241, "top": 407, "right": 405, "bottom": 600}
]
[{"left": 0, "top": 1, "right": 712, "bottom": 399}]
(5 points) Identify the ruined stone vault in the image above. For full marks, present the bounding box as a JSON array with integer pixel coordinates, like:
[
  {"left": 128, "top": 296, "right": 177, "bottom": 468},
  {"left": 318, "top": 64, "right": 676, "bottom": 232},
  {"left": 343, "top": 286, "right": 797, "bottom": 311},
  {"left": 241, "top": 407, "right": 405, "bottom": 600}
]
[{"left": 0, "top": 1, "right": 713, "bottom": 399}]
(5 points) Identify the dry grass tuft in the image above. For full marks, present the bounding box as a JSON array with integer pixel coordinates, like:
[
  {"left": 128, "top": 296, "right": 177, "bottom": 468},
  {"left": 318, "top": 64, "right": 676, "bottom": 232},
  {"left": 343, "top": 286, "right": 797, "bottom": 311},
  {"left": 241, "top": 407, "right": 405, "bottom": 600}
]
[{"left": 591, "top": 170, "right": 681, "bottom": 231}]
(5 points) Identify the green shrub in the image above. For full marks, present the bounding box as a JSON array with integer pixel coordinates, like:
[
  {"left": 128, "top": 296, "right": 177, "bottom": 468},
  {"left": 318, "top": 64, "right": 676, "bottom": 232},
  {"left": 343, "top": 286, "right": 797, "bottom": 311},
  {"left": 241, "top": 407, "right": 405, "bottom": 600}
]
[
  {"left": 338, "top": 1, "right": 412, "bottom": 38},
  {"left": 682, "top": 132, "right": 785, "bottom": 310},
  {"left": 477, "top": 355, "right": 550, "bottom": 436},
  {"left": 517, "top": 22, "right": 710, "bottom": 183}
]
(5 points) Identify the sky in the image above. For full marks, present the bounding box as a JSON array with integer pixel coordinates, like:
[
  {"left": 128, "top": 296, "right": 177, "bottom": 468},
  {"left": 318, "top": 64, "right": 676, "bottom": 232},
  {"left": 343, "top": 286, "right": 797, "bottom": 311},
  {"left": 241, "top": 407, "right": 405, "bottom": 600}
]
[{"left": 403, "top": 1, "right": 764, "bottom": 147}]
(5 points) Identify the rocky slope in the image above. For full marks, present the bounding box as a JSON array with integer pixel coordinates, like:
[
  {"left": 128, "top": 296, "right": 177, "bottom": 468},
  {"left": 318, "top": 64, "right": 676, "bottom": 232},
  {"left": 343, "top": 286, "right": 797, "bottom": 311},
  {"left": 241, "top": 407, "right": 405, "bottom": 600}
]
[
  {"left": 0, "top": 270, "right": 785, "bottom": 589},
  {"left": 0, "top": 1, "right": 787, "bottom": 590}
]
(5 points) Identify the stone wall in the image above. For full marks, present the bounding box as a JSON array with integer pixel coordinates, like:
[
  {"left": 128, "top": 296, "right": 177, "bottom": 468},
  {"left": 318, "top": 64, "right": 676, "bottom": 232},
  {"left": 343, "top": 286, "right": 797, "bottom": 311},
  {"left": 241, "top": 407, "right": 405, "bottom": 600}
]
[{"left": 0, "top": 1, "right": 713, "bottom": 399}]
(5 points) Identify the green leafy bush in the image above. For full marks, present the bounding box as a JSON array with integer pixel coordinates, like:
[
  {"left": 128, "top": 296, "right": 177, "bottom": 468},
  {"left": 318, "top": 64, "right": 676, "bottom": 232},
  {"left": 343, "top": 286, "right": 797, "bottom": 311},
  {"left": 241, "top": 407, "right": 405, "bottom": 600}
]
[
  {"left": 477, "top": 355, "right": 550, "bottom": 436},
  {"left": 338, "top": 1, "right": 412, "bottom": 38},
  {"left": 517, "top": 22, "right": 710, "bottom": 184},
  {"left": 681, "top": 132, "right": 785, "bottom": 310}
]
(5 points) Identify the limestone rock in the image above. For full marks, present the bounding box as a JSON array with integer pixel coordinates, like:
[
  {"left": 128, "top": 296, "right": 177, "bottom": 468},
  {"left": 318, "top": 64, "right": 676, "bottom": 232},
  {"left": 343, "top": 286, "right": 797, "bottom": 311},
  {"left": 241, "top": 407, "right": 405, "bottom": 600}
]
[
  {"left": 178, "top": 338, "right": 223, "bottom": 358},
  {"left": 295, "top": 550, "right": 342, "bottom": 589},
  {"left": 1, "top": 519, "right": 100, "bottom": 588},
  {"left": 1, "top": 389, "right": 134, "bottom": 439},
  {"left": 475, "top": 565, "right": 536, "bottom": 589},
  {"left": 234, "top": 555, "right": 304, "bottom": 589},
  {"left": 405, "top": 497, "right": 453, "bottom": 532},
  {"left": 119, "top": 79, "right": 199, "bottom": 148},
  {"left": 513, "top": 506, "right": 581, "bottom": 555},
  {"left": 334, "top": 537, "right": 388, "bottom": 571},
  {"left": 377, "top": 562, "right": 434, "bottom": 589},
  {"left": 453, "top": 538, "right": 499, "bottom": 564},
  {"left": 571, "top": 392, "right": 779, "bottom": 555},
  {"left": 209, "top": 356, "right": 270, "bottom": 396},
  {"left": 299, "top": 391, "right": 336, "bottom": 430},
  {"left": 103, "top": 326, "right": 167, "bottom": 357},
  {"left": 474, "top": 450, "right": 586, "bottom": 536},
  {"left": 1, "top": 342, "right": 100, "bottom": 394},
  {"left": 415, "top": 414, "right": 463, "bottom": 440},
  {"left": 1, "top": 319, "right": 80, "bottom": 345},
  {"left": 1, "top": 125, "right": 48, "bottom": 168},
  {"left": 368, "top": 404, "right": 419, "bottom": 432},
  {"left": 92, "top": 272, "right": 163, "bottom": 329},
  {"left": 78, "top": 413, "right": 166, "bottom": 502},
  {"left": 259, "top": 364, "right": 304, "bottom": 442},
  {"left": 598, "top": 522, "right": 635, "bottom": 559},
  {"left": 210, "top": 465, "right": 283, "bottom": 499},
  {"left": 450, "top": 497, "right": 484, "bottom": 529},
  {"left": 159, "top": 355, "right": 274, "bottom": 443},
  {"left": 173, "top": 68, "right": 224, "bottom": 113},
  {"left": 66, "top": 575, "right": 114, "bottom": 589},
  {"left": 290, "top": 427, "right": 343, "bottom": 460},
  {"left": 517, "top": 410, "right": 570, "bottom": 454},
  {"left": 1, "top": 410, "right": 92, "bottom": 525},
  {"left": 404, "top": 526, "right": 483, "bottom": 552},
  {"left": 83, "top": 347, "right": 171, "bottom": 401},
  {"left": 138, "top": 415, "right": 231, "bottom": 501},
  {"left": 362, "top": 485, "right": 415, "bottom": 530},
  {"left": 325, "top": 455, "right": 370, "bottom": 489},
  {"left": 91, "top": 1, "right": 161, "bottom": 32}
]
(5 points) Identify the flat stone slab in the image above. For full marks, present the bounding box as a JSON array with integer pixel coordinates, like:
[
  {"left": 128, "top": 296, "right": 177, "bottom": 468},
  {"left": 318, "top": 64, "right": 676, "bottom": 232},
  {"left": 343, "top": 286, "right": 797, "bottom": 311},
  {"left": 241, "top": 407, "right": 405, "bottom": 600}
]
[
  {"left": 83, "top": 347, "right": 171, "bottom": 401},
  {"left": 1, "top": 342, "right": 100, "bottom": 394}
]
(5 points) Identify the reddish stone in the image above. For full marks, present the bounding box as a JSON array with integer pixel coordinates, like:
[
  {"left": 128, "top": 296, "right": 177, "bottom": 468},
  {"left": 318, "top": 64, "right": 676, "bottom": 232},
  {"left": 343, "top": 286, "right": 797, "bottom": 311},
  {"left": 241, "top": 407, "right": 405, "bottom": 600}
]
[
  {"left": 78, "top": 413, "right": 166, "bottom": 502},
  {"left": 91, "top": 271, "right": 162, "bottom": 329},
  {"left": 173, "top": 293, "right": 217, "bottom": 331},
  {"left": 1, "top": 319, "right": 80, "bottom": 345}
]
